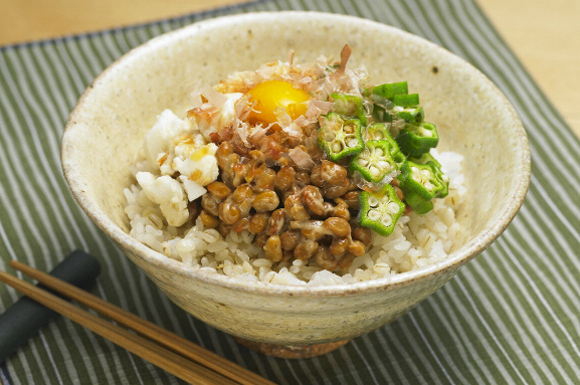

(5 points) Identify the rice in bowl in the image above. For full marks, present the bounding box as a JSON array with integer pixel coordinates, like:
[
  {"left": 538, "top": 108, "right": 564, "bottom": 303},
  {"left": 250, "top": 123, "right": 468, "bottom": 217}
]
[{"left": 123, "top": 49, "right": 466, "bottom": 286}]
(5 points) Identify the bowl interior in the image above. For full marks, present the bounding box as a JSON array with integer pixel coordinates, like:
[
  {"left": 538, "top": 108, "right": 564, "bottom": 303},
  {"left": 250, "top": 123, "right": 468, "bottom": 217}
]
[{"left": 62, "top": 12, "right": 529, "bottom": 290}]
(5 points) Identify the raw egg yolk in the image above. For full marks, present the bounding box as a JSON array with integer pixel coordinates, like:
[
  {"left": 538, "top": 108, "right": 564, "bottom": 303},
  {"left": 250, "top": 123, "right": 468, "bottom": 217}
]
[{"left": 247, "top": 80, "right": 310, "bottom": 125}]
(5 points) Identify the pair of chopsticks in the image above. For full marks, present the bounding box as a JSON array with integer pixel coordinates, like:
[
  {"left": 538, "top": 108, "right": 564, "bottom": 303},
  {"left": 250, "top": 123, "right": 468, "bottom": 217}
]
[{"left": 0, "top": 261, "right": 275, "bottom": 385}]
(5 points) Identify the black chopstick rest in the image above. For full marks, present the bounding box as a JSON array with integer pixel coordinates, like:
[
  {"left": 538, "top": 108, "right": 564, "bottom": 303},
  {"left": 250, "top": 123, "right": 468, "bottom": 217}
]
[{"left": 0, "top": 250, "right": 101, "bottom": 364}]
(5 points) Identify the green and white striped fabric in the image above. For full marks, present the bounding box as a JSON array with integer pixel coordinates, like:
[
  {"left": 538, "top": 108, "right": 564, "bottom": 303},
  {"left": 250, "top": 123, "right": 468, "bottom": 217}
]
[{"left": 1, "top": 0, "right": 579, "bottom": 383}]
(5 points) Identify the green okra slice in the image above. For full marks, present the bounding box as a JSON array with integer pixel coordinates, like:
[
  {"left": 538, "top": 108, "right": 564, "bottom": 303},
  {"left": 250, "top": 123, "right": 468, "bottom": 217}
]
[
  {"left": 330, "top": 93, "right": 368, "bottom": 126},
  {"left": 371, "top": 104, "right": 392, "bottom": 123},
  {"left": 398, "top": 160, "right": 444, "bottom": 201},
  {"left": 365, "top": 82, "right": 407, "bottom": 123},
  {"left": 318, "top": 112, "right": 364, "bottom": 161},
  {"left": 366, "top": 123, "right": 406, "bottom": 168},
  {"left": 366, "top": 122, "right": 392, "bottom": 141},
  {"left": 373, "top": 104, "right": 424, "bottom": 124},
  {"left": 411, "top": 152, "right": 449, "bottom": 198},
  {"left": 366, "top": 81, "right": 408, "bottom": 99},
  {"left": 412, "top": 152, "right": 441, "bottom": 168},
  {"left": 402, "top": 190, "right": 434, "bottom": 215},
  {"left": 350, "top": 140, "right": 399, "bottom": 184},
  {"left": 393, "top": 93, "right": 419, "bottom": 107},
  {"left": 432, "top": 166, "right": 450, "bottom": 198},
  {"left": 396, "top": 121, "right": 439, "bottom": 157},
  {"left": 358, "top": 185, "right": 406, "bottom": 236},
  {"left": 394, "top": 106, "right": 425, "bottom": 123}
]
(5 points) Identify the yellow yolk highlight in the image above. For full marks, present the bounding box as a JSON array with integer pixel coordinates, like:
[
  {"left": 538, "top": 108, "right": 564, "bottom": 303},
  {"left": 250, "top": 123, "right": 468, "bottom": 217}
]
[{"left": 247, "top": 80, "right": 310, "bottom": 124}]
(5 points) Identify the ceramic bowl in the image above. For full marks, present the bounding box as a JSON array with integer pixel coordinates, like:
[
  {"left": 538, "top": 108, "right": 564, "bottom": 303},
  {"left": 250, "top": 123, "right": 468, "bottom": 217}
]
[{"left": 61, "top": 12, "right": 530, "bottom": 358}]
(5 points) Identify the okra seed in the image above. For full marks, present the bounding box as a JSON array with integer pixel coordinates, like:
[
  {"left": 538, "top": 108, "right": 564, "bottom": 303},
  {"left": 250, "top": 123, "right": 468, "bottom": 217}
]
[
  {"left": 368, "top": 196, "right": 379, "bottom": 207},
  {"left": 348, "top": 138, "right": 359, "bottom": 147},
  {"left": 387, "top": 202, "right": 400, "bottom": 214},
  {"left": 381, "top": 215, "right": 393, "bottom": 226},
  {"left": 370, "top": 166, "right": 380, "bottom": 176},
  {"left": 368, "top": 209, "right": 381, "bottom": 221},
  {"left": 379, "top": 161, "right": 390, "bottom": 169},
  {"left": 371, "top": 132, "right": 382, "bottom": 140}
]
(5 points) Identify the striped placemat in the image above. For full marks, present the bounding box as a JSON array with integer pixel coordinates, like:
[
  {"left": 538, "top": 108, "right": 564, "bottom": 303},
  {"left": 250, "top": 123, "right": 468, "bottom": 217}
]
[{"left": 1, "top": 0, "right": 579, "bottom": 383}]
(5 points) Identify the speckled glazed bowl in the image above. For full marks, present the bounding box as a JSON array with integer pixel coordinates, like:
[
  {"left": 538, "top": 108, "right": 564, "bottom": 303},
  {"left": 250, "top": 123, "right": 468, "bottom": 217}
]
[{"left": 61, "top": 12, "right": 530, "bottom": 358}]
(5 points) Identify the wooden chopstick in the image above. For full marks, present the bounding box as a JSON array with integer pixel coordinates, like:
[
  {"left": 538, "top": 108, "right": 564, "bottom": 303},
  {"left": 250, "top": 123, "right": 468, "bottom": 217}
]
[
  {"left": 9, "top": 261, "right": 273, "bottom": 385},
  {"left": 4, "top": 262, "right": 275, "bottom": 385},
  {"left": 0, "top": 269, "right": 235, "bottom": 385}
]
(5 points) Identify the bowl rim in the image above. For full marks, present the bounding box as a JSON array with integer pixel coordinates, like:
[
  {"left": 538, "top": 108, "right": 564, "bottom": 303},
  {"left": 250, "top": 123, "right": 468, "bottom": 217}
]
[{"left": 62, "top": 11, "right": 531, "bottom": 297}]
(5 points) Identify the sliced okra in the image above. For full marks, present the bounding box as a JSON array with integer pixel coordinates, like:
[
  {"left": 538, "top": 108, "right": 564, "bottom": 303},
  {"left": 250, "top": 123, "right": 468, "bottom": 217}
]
[
  {"left": 350, "top": 140, "right": 399, "bottom": 184},
  {"left": 365, "top": 123, "right": 406, "bottom": 168},
  {"left": 393, "top": 93, "right": 419, "bottom": 107},
  {"left": 318, "top": 112, "right": 364, "bottom": 161},
  {"left": 396, "top": 121, "right": 439, "bottom": 157},
  {"left": 358, "top": 185, "right": 406, "bottom": 236},
  {"left": 410, "top": 152, "right": 449, "bottom": 198},
  {"left": 330, "top": 92, "right": 368, "bottom": 126},
  {"left": 399, "top": 160, "right": 445, "bottom": 200},
  {"left": 366, "top": 81, "right": 408, "bottom": 99}
]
